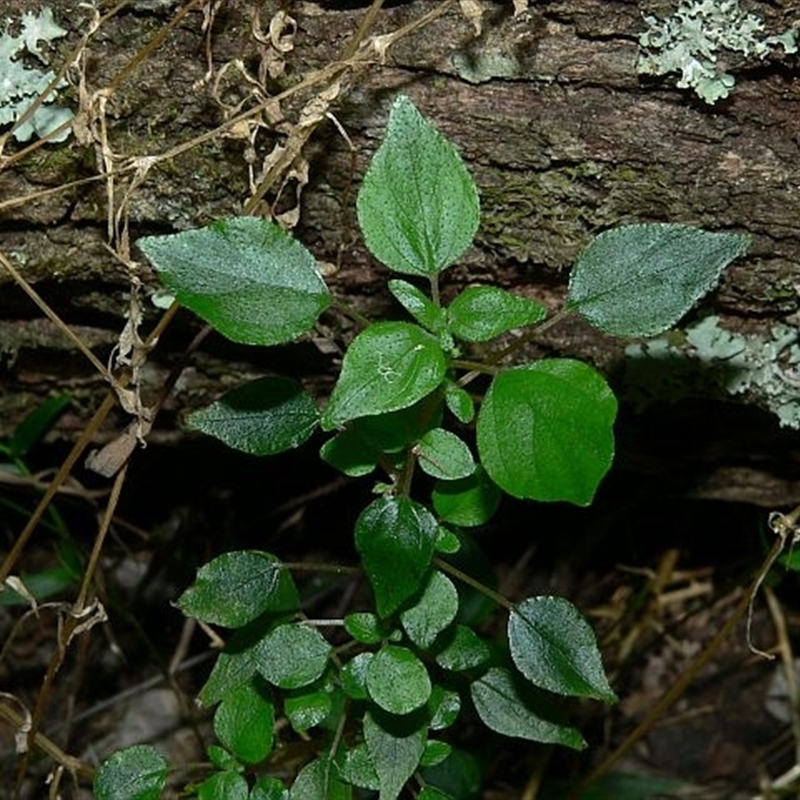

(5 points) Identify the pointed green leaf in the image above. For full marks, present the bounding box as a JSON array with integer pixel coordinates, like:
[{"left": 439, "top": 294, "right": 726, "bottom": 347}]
[
  {"left": 355, "top": 496, "right": 438, "bottom": 617},
  {"left": 509, "top": 596, "right": 615, "bottom": 702},
  {"left": 322, "top": 322, "right": 446, "bottom": 429},
  {"left": 476, "top": 360, "right": 617, "bottom": 505},
  {"left": 388, "top": 279, "right": 446, "bottom": 334},
  {"left": 199, "top": 630, "right": 264, "bottom": 707},
  {"left": 364, "top": 710, "right": 427, "bottom": 800},
  {"left": 214, "top": 679, "right": 275, "bottom": 764},
  {"left": 357, "top": 95, "right": 479, "bottom": 277},
  {"left": 94, "top": 745, "right": 167, "bottom": 800},
  {"left": 416, "top": 428, "right": 475, "bottom": 481},
  {"left": 366, "top": 645, "right": 431, "bottom": 714},
  {"left": 290, "top": 757, "right": 351, "bottom": 800},
  {"left": 257, "top": 623, "right": 331, "bottom": 690},
  {"left": 187, "top": 377, "right": 318, "bottom": 456},
  {"left": 178, "top": 551, "right": 298, "bottom": 628},
  {"left": 138, "top": 217, "right": 330, "bottom": 345},
  {"left": 431, "top": 466, "right": 501, "bottom": 527},
  {"left": 207, "top": 745, "right": 240, "bottom": 771},
  {"left": 320, "top": 430, "right": 379, "bottom": 477},
  {"left": 400, "top": 571, "right": 458, "bottom": 649},
  {"left": 447, "top": 286, "right": 546, "bottom": 342},
  {"left": 470, "top": 667, "right": 586, "bottom": 749},
  {"left": 566, "top": 224, "right": 750, "bottom": 337}
]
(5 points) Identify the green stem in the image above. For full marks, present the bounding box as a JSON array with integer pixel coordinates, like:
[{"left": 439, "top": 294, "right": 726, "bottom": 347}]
[
  {"left": 429, "top": 274, "right": 440, "bottom": 307},
  {"left": 331, "top": 297, "right": 372, "bottom": 329},
  {"left": 434, "top": 556, "right": 513, "bottom": 611}
]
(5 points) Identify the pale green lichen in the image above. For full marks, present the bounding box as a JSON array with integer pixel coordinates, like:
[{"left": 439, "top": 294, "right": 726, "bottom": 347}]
[
  {"left": 625, "top": 316, "right": 800, "bottom": 427},
  {"left": 638, "top": 0, "right": 797, "bottom": 104},
  {"left": 0, "top": 8, "right": 73, "bottom": 142}
]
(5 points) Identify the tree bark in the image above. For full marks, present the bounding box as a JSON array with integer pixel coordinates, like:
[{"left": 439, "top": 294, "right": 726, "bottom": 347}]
[{"left": 1, "top": 0, "right": 799, "bottom": 504}]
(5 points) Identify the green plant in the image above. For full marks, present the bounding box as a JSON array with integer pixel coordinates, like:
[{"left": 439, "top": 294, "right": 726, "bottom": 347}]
[{"left": 93, "top": 95, "right": 749, "bottom": 799}]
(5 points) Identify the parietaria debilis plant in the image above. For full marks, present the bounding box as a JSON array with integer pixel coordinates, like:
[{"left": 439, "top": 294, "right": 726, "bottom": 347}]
[{"left": 92, "top": 95, "right": 750, "bottom": 799}]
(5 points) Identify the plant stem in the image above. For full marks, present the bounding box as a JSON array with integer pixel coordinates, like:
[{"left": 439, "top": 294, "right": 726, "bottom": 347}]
[{"left": 434, "top": 556, "right": 513, "bottom": 611}]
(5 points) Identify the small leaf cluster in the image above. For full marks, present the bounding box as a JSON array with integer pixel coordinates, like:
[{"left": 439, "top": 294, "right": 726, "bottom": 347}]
[{"left": 95, "top": 95, "right": 749, "bottom": 798}]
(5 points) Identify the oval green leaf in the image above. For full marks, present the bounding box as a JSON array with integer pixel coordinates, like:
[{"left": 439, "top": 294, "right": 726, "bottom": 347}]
[
  {"left": 476, "top": 360, "right": 617, "bottom": 505},
  {"left": 187, "top": 377, "right": 318, "bottom": 456},
  {"left": 257, "top": 623, "right": 331, "bottom": 690},
  {"left": 509, "top": 596, "right": 616, "bottom": 702},
  {"left": 366, "top": 645, "right": 432, "bottom": 715},
  {"left": 416, "top": 428, "right": 475, "bottom": 481},
  {"left": 566, "top": 223, "right": 750, "bottom": 337},
  {"left": 213, "top": 679, "right": 275, "bottom": 764},
  {"left": 470, "top": 667, "right": 586, "bottom": 749},
  {"left": 322, "top": 322, "right": 446, "bottom": 430},
  {"left": 177, "top": 550, "right": 298, "bottom": 628},
  {"left": 357, "top": 94, "right": 480, "bottom": 277},
  {"left": 138, "top": 217, "right": 330, "bottom": 345},
  {"left": 364, "top": 709, "right": 427, "bottom": 800},
  {"left": 285, "top": 688, "right": 332, "bottom": 733},
  {"left": 94, "top": 744, "right": 167, "bottom": 800},
  {"left": 354, "top": 496, "right": 438, "bottom": 617},
  {"left": 388, "top": 279, "right": 446, "bottom": 334},
  {"left": 447, "top": 285, "right": 546, "bottom": 342}
]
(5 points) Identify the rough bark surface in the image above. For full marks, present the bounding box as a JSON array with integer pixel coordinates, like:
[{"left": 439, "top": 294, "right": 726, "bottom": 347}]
[{"left": 2, "top": 0, "right": 800, "bottom": 503}]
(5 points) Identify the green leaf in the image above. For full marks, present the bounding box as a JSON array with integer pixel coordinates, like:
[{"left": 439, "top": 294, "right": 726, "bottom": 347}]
[
  {"left": 470, "top": 667, "right": 586, "bottom": 749},
  {"left": 258, "top": 623, "right": 331, "bottom": 690},
  {"left": 340, "top": 652, "right": 373, "bottom": 700},
  {"left": 355, "top": 496, "right": 438, "bottom": 617},
  {"left": 427, "top": 685, "right": 461, "bottom": 730},
  {"left": 418, "top": 788, "right": 453, "bottom": 800},
  {"left": 207, "top": 745, "right": 241, "bottom": 772},
  {"left": 566, "top": 223, "right": 750, "bottom": 337},
  {"left": 138, "top": 217, "right": 330, "bottom": 345},
  {"left": 421, "top": 741, "right": 451, "bottom": 768},
  {"left": 199, "top": 628, "right": 266, "bottom": 707},
  {"left": 289, "top": 757, "right": 351, "bottom": 800},
  {"left": 251, "top": 776, "right": 289, "bottom": 800},
  {"left": 388, "top": 279, "right": 447, "bottom": 334},
  {"left": 447, "top": 286, "right": 546, "bottom": 342},
  {"left": 431, "top": 466, "right": 501, "bottom": 527},
  {"left": 339, "top": 743, "right": 380, "bottom": 791},
  {"left": 366, "top": 645, "right": 432, "bottom": 715},
  {"left": 320, "top": 430, "right": 379, "bottom": 477},
  {"left": 9, "top": 394, "right": 70, "bottom": 458},
  {"left": 357, "top": 95, "right": 479, "bottom": 277},
  {"left": 94, "top": 744, "right": 167, "bottom": 800},
  {"left": 322, "top": 322, "right": 446, "bottom": 429},
  {"left": 178, "top": 551, "right": 298, "bottom": 628},
  {"left": 285, "top": 688, "right": 332, "bottom": 733},
  {"left": 197, "top": 770, "right": 249, "bottom": 800},
  {"left": 434, "top": 526, "right": 461, "bottom": 554},
  {"left": 213, "top": 680, "right": 275, "bottom": 764},
  {"left": 187, "top": 377, "right": 318, "bottom": 456},
  {"left": 344, "top": 612, "right": 389, "bottom": 645},
  {"left": 364, "top": 710, "right": 427, "bottom": 800},
  {"left": 443, "top": 381, "right": 474, "bottom": 424},
  {"left": 509, "top": 597, "right": 615, "bottom": 702},
  {"left": 476, "top": 360, "right": 617, "bottom": 505},
  {"left": 416, "top": 428, "right": 475, "bottom": 481},
  {"left": 400, "top": 571, "right": 458, "bottom": 649},
  {"left": 434, "top": 625, "right": 490, "bottom": 672},
  {"left": 421, "top": 748, "right": 481, "bottom": 800}
]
